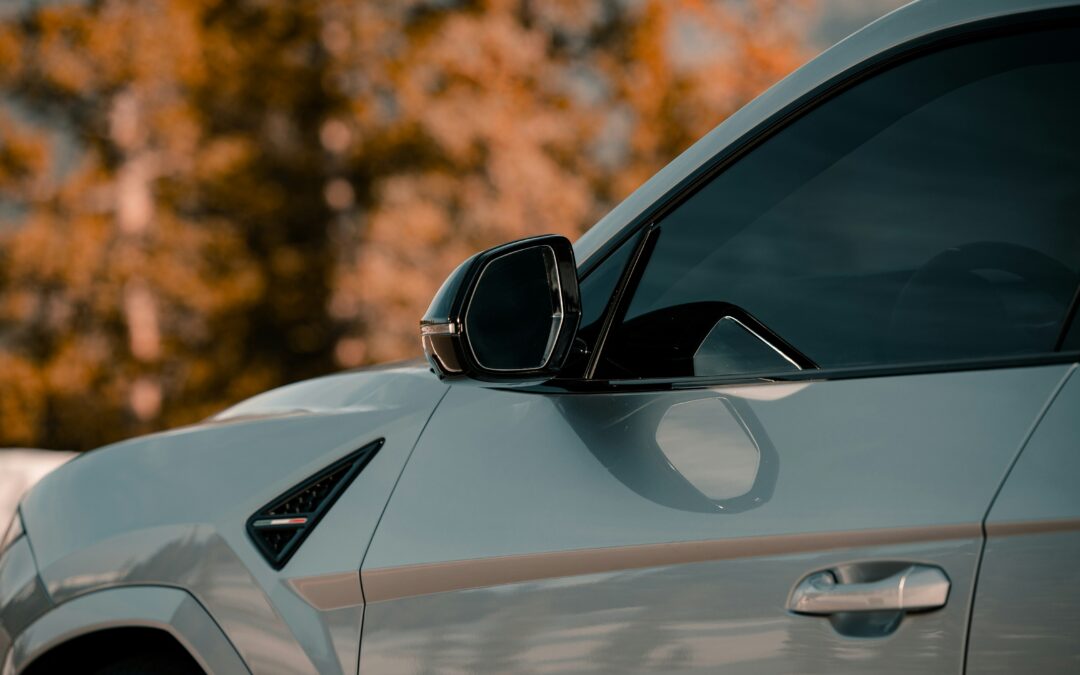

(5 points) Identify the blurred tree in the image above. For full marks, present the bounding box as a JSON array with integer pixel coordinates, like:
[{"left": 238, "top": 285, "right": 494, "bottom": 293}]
[
  {"left": 0, "top": 0, "right": 813, "bottom": 450},
  {"left": 329, "top": 0, "right": 814, "bottom": 363},
  {"left": 0, "top": 0, "right": 344, "bottom": 449}
]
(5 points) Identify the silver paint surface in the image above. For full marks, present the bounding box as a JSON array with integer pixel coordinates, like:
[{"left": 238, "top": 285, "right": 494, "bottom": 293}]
[
  {"left": 0, "top": 538, "right": 50, "bottom": 660},
  {"left": 7, "top": 586, "right": 248, "bottom": 675},
  {"left": 2, "top": 1, "right": 1078, "bottom": 672},
  {"left": 360, "top": 366, "right": 1068, "bottom": 673},
  {"left": 363, "top": 540, "right": 979, "bottom": 674},
  {"left": 16, "top": 363, "right": 446, "bottom": 675},
  {"left": 367, "top": 367, "right": 1066, "bottom": 567},
  {"left": 362, "top": 524, "right": 976, "bottom": 604},
  {"left": 967, "top": 365, "right": 1080, "bottom": 673}
]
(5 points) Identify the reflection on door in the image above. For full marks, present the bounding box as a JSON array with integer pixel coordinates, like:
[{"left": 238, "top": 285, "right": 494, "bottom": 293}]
[{"left": 558, "top": 392, "right": 777, "bottom": 514}]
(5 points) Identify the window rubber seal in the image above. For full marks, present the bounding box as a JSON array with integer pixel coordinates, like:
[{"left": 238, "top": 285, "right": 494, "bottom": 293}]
[
  {"left": 1053, "top": 281, "right": 1080, "bottom": 351},
  {"left": 584, "top": 224, "right": 660, "bottom": 379}
]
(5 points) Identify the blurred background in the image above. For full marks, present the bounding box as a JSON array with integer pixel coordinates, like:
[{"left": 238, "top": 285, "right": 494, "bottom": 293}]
[{"left": 0, "top": 0, "right": 906, "bottom": 455}]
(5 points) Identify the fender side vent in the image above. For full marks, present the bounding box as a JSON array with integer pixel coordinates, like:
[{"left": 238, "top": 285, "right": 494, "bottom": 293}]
[{"left": 247, "top": 438, "right": 384, "bottom": 569}]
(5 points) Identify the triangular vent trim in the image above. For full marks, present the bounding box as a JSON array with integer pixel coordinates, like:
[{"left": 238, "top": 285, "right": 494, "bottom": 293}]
[{"left": 247, "top": 438, "right": 384, "bottom": 569}]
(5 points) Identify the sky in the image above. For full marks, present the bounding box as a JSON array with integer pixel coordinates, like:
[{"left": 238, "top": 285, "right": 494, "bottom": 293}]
[{"left": 815, "top": 0, "right": 910, "bottom": 46}]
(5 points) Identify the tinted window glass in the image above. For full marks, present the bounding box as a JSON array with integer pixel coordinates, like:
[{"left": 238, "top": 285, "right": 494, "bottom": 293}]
[{"left": 598, "top": 27, "right": 1080, "bottom": 379}]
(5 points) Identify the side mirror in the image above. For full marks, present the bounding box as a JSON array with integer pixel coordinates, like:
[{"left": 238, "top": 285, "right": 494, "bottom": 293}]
[{"left": 420, "top": 235, "right": 581, "bottom": 380}]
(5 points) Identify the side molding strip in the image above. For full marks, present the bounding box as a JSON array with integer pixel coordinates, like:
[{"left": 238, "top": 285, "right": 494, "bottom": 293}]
[
  {"left": 985, "top": 517, "right": 1080, "bottom": 538},
  {"left": 362, "top": 523, "right": 977, "bottom": 603},
  {"left": 287, "top": 571, "right": 365, "bottom": 611}
]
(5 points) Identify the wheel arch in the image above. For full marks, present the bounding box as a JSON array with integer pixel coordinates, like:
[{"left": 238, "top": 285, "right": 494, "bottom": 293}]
[
  {"left": 5, "top": 586, "right": 248, "bottom": 675},
  {"left": 20, "top": 626, "right": 202, "bottom": 674}
]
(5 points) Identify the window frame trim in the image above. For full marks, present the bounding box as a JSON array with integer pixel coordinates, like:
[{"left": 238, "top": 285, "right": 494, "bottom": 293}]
[
  {"left": 582, "top": 224, "right": 658, "bottom": 379},
  {"left": 568, "top": 8, "right": 1080, "bottom": 389},
  {"left": 1054, "top": 284, "right": 1080, "bottom": 351},
  {"left": 523, "top": 351, "right": 1080, "bottom": 395}
]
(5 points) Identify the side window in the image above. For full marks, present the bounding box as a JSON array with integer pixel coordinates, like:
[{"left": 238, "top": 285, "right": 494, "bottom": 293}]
[{"left": 596, "top": 25, "right": 1080, "bottom": 380}]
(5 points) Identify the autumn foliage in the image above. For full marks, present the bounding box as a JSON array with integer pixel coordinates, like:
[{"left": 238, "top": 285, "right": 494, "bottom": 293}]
[{"left": 0, "top": 0, "right": 814, "bottom": 450}]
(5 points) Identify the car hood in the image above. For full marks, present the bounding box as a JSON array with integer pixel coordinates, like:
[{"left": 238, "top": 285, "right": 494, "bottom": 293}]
[
  {"left": 211, "top": 359, "right": 439, "bottom": 422},
  {"left": 19, "top": 360, "right": 448, "bottom": 605}
]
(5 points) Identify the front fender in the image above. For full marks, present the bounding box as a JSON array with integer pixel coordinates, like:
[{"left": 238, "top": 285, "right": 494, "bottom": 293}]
[
  {"left": 17, "top": 364, "right": 448, "bottom": 674},
  {"left": 4, "top": 585, "right": 248, "bottom": 675}
]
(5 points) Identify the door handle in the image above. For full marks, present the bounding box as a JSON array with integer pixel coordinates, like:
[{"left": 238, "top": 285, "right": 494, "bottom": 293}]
[{"left": 789, "top": 564, "right": 950, "bottom": 615}]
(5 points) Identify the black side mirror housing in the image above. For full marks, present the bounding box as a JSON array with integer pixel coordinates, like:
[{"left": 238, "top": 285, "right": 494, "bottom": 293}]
[{"left": 420, "top": 235, "right": 581, "bottom": 381}]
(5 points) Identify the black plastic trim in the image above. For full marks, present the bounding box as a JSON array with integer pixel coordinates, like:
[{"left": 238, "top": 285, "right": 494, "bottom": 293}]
[
  {"left": 521, "top": 352, "right": 1080, "bottom": 395},
  {"left": 246, "top": 438, "right": 384, "bottom": 570},
  {"left": 1054, "top": 282, "right": 1080, "bottom": 351},
  {"left": 584, "top": 225, "right": 658, "bottom": 379},
  {"left": 421, "top": 234, "right": 582, "bottom": 381}
]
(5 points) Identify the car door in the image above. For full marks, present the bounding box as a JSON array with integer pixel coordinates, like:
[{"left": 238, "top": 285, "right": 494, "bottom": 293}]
[
  {"left": 966, "top": 359, "right": 1080, "bottom": 674},
  {"left": 357, "top": 19, "right": 1080, "bottom": 675}
]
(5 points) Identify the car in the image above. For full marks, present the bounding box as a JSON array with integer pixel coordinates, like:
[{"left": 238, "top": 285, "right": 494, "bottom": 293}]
[{"left": 3, "top": 0, "right": 1080, "bottom": 672}]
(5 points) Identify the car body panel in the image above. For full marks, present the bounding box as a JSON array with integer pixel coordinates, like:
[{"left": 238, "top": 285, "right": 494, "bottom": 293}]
[
  {"left": 3, "top": 0, "right": 1079, "bottom": 672},
  {"left": 573, "top": 0, "right": 1080, "bottom": 270},
  {"left": 361, "top": 537, "right": 978, "bottom": 674},
  {"left": 17, "top": 363, "right": 446, "bottom": 675},
  {"left": 3, "top": 585, "right": 248, "bottom": 675},
  {"left": 359, "top": 365, "right": 1070, "bottom": 673},
  {"left": 967, "top": 364, "right": 1080, "bottom": 673},
  {"left": 0, "top": 537, "right": 50, "bottom": 661}
]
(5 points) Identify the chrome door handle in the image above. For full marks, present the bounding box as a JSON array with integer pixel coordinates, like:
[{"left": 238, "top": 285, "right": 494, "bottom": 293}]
[{"left": 789, "top": 564, "right": 950, "bottom": 615}]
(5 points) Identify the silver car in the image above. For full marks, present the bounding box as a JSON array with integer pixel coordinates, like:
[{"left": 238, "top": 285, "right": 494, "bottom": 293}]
[{"left": 3, "top": 0, "right": 1079, "bottom": 673}]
